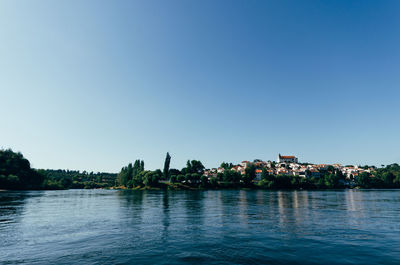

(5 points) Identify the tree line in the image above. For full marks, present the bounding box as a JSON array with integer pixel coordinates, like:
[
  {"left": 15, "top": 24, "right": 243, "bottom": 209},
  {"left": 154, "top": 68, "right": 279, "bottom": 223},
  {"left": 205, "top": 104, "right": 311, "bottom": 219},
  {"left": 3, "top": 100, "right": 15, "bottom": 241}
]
[
  {"left": 116, "top": 152, "right": 211, "bottom": 189},
  {"left": 356, "top": 164, "right": 400, "bottom": 188},
  {"left": 2, "top": 148, "right": 400, "bottom": 190},
  {"left": 0, "top": 149, "right": 116, "bottom": 190},
  {"left": 116, "top": 154, "right": 257, "bottom": 189}
]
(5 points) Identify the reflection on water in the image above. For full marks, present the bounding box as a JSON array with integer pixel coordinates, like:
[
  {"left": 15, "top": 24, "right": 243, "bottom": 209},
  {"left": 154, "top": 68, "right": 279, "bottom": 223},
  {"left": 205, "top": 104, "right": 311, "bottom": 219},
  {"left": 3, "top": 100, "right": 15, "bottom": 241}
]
[
  {"left": 1, "top": 189, "right": 400, "bottom": 264},
  {"left": 0, "top": 192, "right": 28, "bottom": 224},
  {"left": 0, "top": 191, "right": 44, "bottom": 250}
]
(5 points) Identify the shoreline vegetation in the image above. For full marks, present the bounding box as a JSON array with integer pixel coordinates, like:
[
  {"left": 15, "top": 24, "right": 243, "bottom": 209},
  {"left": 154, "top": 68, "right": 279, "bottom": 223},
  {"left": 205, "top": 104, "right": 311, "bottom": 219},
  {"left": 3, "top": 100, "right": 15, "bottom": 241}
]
[{"left": 1, "top": 149, "right": 400, "bottom": 191}]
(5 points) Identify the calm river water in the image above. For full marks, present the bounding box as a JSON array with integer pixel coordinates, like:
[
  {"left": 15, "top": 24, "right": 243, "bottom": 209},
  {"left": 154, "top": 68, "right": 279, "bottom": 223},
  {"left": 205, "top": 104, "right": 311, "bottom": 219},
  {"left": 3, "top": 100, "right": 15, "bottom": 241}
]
[{"left": 1, "top": 189, "right": 400, "bottom": 264}]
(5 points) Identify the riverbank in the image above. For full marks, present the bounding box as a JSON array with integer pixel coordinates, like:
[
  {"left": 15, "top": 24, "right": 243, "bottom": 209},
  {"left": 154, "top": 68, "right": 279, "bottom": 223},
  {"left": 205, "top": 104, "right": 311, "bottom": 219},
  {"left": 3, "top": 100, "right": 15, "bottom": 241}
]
[{"left": 107, "top": 182, "right": 361, "bottom": 191}]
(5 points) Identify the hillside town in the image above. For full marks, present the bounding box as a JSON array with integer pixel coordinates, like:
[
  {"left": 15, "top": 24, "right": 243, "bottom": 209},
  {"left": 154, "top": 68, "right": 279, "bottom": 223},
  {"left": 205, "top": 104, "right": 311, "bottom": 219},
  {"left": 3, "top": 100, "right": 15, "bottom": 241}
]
[{"left": 203, "top": 154, "right": 375, "bottom": 182}]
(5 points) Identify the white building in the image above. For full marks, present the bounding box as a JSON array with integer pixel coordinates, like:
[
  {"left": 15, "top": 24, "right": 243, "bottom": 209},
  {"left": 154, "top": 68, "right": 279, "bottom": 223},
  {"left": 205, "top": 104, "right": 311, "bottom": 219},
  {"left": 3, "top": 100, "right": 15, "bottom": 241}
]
[{"left": 240, "top": 161, "right": 251, "bottom": 168}]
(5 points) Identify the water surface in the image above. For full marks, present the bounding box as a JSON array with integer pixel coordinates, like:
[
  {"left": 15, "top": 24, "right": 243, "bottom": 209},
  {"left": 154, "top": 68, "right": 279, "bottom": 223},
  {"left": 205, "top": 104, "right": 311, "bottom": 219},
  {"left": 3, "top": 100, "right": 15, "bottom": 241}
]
[{"left": 1, "top": 189, "right": 400, "bottom": 264}]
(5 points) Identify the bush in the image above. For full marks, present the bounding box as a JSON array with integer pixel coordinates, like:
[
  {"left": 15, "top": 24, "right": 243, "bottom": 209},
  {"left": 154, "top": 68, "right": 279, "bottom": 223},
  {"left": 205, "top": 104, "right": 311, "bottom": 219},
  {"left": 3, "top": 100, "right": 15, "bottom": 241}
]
[{"left": 170, "top": 175, "right": 177, "bottom": 183}]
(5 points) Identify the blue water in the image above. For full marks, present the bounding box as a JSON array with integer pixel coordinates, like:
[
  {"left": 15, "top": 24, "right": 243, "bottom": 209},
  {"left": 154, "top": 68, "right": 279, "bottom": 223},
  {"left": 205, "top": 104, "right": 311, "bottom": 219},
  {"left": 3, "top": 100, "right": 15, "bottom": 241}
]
[{"left": 1, "top": 189, "right": 400, "bottom": 264}]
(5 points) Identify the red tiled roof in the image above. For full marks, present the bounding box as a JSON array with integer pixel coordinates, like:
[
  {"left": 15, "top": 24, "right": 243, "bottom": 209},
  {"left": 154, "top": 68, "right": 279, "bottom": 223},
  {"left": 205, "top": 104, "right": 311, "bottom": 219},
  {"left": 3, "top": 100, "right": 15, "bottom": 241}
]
[{"left": 280, "top": 155, "right": 295, "bottom": 159}]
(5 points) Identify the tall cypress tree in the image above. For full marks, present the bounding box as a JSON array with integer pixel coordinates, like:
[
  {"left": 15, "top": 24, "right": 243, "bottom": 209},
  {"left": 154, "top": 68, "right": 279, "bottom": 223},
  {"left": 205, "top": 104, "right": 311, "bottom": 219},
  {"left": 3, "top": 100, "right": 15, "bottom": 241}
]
[
  {"left": 117, "top": 166, "right": 128, "bottom": 186},
  {"left": 132, "top": 160, "right": 139, "bottom": 179},
  {"left": 186, "top": 160, "right": 192, "bottom": 173},
  {"left": 163, "top": 152, "right": 171, "bottom": 180},
  {"left": 140, "top": 160, "right": 144, "bottom": 172}
]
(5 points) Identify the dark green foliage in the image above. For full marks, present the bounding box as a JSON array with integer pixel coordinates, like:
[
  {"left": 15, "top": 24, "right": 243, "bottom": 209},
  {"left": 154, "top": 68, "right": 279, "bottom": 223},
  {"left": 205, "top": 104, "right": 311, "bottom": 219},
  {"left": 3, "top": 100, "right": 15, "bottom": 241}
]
[
  {"left": 184, "top": 173, "right": 201, "bottom": 185},
  {"left": 222, "top": 170, "right": 241, "bottom": 183},
  {"left": 355, "top": 164, "right": 400, "bottom": 188},
  {"left": 177, "top": 174, "right": 185, "bottom": 183},
  {"left": 0, "top": 149, "right": 43, "bottom": 190},
  {"left": 154, "top": 169, "right": 162, "bottom": 178},
  {"left": 356, "top": 172, "right": 374, "bottom": 188},
  {"left": 132, "top": 171, "right": 145, "bottom": 187},
  {"left": 260, "top": 174, "right": 317, "bottom": 189},
  {"left": 0, "top": 149, "right": 116, "bottom": 190},
  {"left": 260, "top": 175, "right": 291, "bottom": 189},
  {"left": 170, "top": 175, "right": 177, "bottom": 183},
  {"left": 117, "top": 163, "right": 132, "bottom": 187},
  {"left": 220, "top": 162, "right": 233, "bottom": 169},
  {"left": 200, "top": 175, "right": 209, "bottom": 188},
  {"left": 356, "top": 172, "right": 386, "bottom": 188},
  {"left": 209, "top": 177, "right": 218, "bottom": 187},
  {"left": 242, "top": 164, "right": 256, "bottom": 185},
  {"left": 323, "top": 173, "right": 341, "bottom": 188},
  {"left": 117, "top": 159, "right": 163, "bottom": 188},
  {"left": 38, "top": 169, "right": 116, "bottom": 189},
  {"left": 169, "top": 168, "right": 181, "bottom": 176},
  {"left": 259, "top": 173, "right": 342, "bottom": 190},
  {"left": 382, "top": 172, "right": 395, "bottom": 187},
  {"left": 182, "top": 160, "right": 205, "bottom": 174},
  {"left": 117, "top": 166, "right": 128, "bottom": 187},
  {"left": 118, "top": 159, "right": 145, "bottom": 187},
  {"left": 143, "top": 171, "right": 161, "bottom": 187}
]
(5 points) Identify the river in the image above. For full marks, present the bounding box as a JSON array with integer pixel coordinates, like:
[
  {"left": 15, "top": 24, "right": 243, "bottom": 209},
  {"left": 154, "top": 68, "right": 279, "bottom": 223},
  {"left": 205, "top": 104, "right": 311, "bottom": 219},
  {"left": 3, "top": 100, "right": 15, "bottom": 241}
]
[{"left": 1, "top": 189, "right": 400, "bottom": 264}]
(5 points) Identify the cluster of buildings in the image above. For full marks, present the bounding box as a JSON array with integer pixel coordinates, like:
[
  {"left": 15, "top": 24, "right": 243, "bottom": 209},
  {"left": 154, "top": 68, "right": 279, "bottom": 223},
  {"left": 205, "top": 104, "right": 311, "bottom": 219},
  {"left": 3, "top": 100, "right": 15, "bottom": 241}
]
[{"left": 203, "top": 154, "right": 374, "bottom": 181}]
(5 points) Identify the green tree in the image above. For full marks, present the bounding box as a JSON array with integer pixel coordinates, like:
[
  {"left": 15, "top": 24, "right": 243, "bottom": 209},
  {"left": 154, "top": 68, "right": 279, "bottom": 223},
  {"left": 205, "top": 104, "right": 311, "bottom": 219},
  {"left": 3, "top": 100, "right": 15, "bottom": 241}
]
[
  {"left": 182, "top": 160, "right": 205, "bottom": 174},
  {"left": 0, "top": 149, "right": 44, "bottom": 189},
  {"left": 382, "top": 172, "right": 395, "bottom": 187},
  {"left": 209, "top": 177, "right": 218, "bottom": 187},
  {"left": 177, "top": 174, "right": 185, "bottom": 183},
  {"left": 356, "top": 172, "right": 372, "bottom": 188},
  {"left": 170, "top": 175, "right": 177, "bottom": 183},
  {"left": 133, "top": 171, "right": 145, "bottom": 187},
  {"left": 242, "top": 164, "right": 256, "bottom": 185},
  {"left": 220, "top": 162, "right": 233, "bottom": 169},
  {"left": 200, "top": 175, "right": 209, "bottom": 188},
  {"left": 143, "top": 171, "right": 160, "bottom": 187},
  {"left": 222, "top": 170, "right": 241, "bottom": 183},
  {"left": 393, "top": 174, "right": 400, "bottom": 187},
  {"left": 117, "top": 166, "right": 129, "bottom": 186},
  {"left": 323, "top": 173, "right": 340, "bottom": 188},
  {"left": 169, "top": 168, "right": 181, "bottom": 176},
  {"left": 216, "top": 172, "right": 224, "bottom": 181}
]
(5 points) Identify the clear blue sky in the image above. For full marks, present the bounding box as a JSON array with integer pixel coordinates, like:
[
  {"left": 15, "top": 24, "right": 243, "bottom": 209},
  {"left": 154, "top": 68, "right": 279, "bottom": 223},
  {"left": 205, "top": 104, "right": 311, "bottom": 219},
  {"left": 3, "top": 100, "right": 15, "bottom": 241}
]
[{"left": 1, "top": 0, "right": 399, "bottom": 172}]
